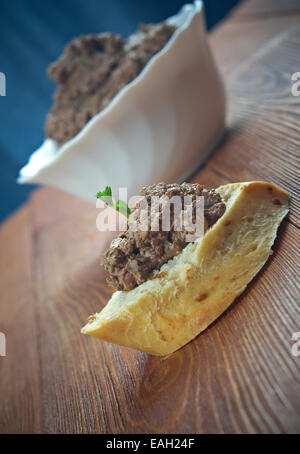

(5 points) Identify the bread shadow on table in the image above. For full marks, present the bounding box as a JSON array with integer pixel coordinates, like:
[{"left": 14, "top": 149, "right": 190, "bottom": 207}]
[
  {"left": 68, "top": 209, "right": 289, "bottom": 432},
  {"left": 94, "top": 218, "right": 290, "bottom": 423}
]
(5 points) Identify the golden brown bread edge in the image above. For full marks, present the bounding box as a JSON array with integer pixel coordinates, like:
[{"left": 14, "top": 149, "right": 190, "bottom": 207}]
[{"left": 81, "top": 182, "right": 289, "bottom": 355}]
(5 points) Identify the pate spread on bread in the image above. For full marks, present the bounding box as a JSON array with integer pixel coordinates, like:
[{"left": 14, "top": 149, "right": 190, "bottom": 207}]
[
  {"left": 102, "top": 182, "right": 226, "bottom": 291},
  {"left": 81, "top": 181, "right": 289, "bottom": 356}
]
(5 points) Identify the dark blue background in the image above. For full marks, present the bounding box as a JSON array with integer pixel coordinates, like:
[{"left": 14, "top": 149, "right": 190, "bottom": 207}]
[{"left": 0, "top": 0, "right": 240, "bottom": 222}]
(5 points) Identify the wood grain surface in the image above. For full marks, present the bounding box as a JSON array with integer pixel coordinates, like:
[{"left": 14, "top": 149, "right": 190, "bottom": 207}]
[
  {"left": 234, "top": 0, "right": 300, "bottom": 18},
  {"left": 0, "top": 0, "right": 300, "bottom": 434}
]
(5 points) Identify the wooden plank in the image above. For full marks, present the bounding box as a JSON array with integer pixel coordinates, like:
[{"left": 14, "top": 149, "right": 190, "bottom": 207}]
[
  {"left": 208, "top": 24, "right": 300, "bottom": 227},
  {"left": 233, "top": 0, "right": 300, "bottom": 18},
  {"left": 0, "top": 207, "right": 41, "bottom": 434},
  {"left": 209, "top": 16, "right": 300, "bottom": 76},
  {"left": 26, "top": 188, "right": 114, "bottom": 433},
  {"left": 6, "top": 186, "right": 299, "bottom": 434}
]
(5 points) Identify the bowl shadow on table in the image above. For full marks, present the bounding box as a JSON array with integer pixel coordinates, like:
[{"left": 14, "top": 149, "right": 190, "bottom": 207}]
[
  {"left": 186, "top": 128, "right": 230, "bottom": 182},
  {"left": 187, "top": 120, "right": 249, "bottom": 184}
]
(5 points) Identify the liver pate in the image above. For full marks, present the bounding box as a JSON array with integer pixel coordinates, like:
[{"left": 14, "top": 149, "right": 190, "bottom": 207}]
[
  {"left": 102, "top": 182, "right": 226, "bottom": 291},
  {"left": 45, "top": 23, "right": 176, "bottom": 145}
]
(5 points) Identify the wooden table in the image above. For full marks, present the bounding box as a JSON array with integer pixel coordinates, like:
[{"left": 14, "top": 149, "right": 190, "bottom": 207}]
[{"left": 0, "top": 0, "right": 299, "bottom": 434}]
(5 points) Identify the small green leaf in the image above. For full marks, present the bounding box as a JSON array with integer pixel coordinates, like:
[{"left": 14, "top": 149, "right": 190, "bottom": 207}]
[
  {"left": 96, "top": 186, "right": 112, "bottom": 199},
  {"left": 96, "top": 186, "right": 113, "bottom": 207},
  {"left": 96, "top": 186, "right": 131, "bottom": 219},
  {"left": 115, "top": 200, "right": 131, "bottom": 219}
]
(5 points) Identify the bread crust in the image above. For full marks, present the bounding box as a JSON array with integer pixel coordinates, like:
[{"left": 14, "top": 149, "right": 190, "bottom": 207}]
[{"left": 81, "top": 182, "right": 289, "bottom": 355}]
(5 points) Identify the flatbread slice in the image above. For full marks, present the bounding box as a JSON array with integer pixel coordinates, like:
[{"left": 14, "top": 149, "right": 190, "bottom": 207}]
[{"left": 81, "top": 181, "right": 289, "bottom": 355}]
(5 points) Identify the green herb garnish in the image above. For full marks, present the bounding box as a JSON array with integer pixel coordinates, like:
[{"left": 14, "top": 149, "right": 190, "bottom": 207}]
[
  {"left": 115, "top": 199, "right": 131, "bottom": 219},
  {"left": 96, "top": 186, "right": 131, "bottom": 220}
]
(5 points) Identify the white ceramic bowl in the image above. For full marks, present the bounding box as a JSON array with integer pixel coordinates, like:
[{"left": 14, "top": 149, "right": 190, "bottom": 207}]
[{"left": 18, "top": 1, "right": 226, "bottom": 203}]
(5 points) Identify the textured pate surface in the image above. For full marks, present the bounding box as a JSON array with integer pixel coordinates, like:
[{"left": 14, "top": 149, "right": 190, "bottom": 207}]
[
  {"left": 102, "top": 182, "right": 226, "bottom": 291},
  {"left": 45, "top": 23, "right": 175, "bottom": 145}
]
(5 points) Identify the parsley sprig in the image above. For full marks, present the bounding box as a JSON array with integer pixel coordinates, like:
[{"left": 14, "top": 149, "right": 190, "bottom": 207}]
[{"left": 96, "top": 186, "right": 131, "bottom": 219}]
